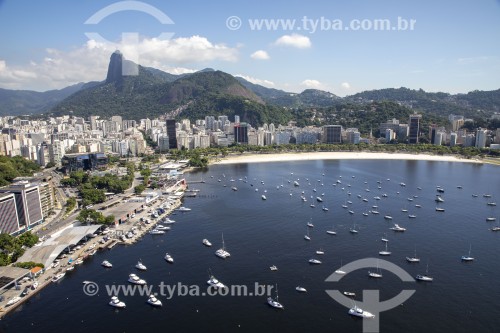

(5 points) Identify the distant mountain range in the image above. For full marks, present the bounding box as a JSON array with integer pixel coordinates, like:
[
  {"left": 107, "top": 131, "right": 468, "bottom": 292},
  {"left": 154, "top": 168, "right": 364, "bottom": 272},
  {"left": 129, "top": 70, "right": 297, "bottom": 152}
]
[{"left": 0, "top": 51, "right": 499, "bottom": 125}]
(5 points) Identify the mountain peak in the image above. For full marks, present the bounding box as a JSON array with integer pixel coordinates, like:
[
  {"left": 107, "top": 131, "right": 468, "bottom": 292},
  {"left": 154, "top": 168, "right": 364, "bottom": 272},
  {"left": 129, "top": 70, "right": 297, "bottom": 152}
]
[{"left": 106, "top": 51, "right": 124, "bottom": 84}]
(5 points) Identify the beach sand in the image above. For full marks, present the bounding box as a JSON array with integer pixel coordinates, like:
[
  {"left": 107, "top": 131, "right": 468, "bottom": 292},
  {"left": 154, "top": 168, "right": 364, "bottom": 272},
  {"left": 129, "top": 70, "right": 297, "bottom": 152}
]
[{"left": 212, "top": 152, "right": 482, "bottom": 165}]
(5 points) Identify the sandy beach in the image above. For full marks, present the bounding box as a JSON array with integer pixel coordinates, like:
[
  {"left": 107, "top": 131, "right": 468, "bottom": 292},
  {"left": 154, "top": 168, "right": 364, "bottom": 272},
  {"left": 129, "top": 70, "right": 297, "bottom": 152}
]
[{"left": 213, "top": 152, "right": 482, "bottom": 165}]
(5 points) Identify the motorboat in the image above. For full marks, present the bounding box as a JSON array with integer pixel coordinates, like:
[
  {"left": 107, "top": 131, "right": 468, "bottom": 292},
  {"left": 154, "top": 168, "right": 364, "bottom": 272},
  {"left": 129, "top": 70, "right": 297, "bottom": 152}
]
[
  {"left": 163, "top": 218, "right": 176, "bottom": 224},
  {"left": 416, "top": 274, "right": 434, "bottom": 282},
  {"left": 408, "top": 214, "right": 417, "bottom": 219},
  {"left": 262, "top": 195, "right": 267, "bottom": 200},
  {"left": 6, "top": 296, "right": 21, "bottom": 306},
  {"left": 296, "top": 286, "right": 307, "bottom": 293},
  {"left": 316, "top": 197, "right": 323, "bottom": 202},
  {"left": 215, "top": 233, "right": 231, "bottom": 259},
  {"left": 307, "top": 220, "right": 314, "bottom": 228},
  {"left": 155, "top": 225, "right": 170, "bottom": 230},
  {"left": 343, "top": 291, "right": 355, "bottom": 297},
  {"left": 52, "top": 272, "right": 66, "bottom": 282},
  {"left": 486, "top": 217, "right": 497, "bottom": 222},
  {"left": 322, "top": 207, "right": 329, "bottom": 211},
  {"left": 149, "top": 229, "right": 165, "bottom": 235},
  {"left": 406, "top": 256, "right": 420, "bottom": 263},
  {"left": 207, "top": 274, "right": 226, "bottom": 289},
  {"left": 316, "top": 249, "right": 325, "bottom": 255},
  {"left": 349, "top": 306, "right": 375, "bottom": 318},
  {"left": 390, "top": 224, "right": 406, "bottom": 232},
  {"left": 436, "top": 207, "right": 445, "bottom": 212},
  {"left": 164, "top": 253, "right": 174, "bottom": 263},
  {"left": 135, "top": 260, "right": 147, "bottom": 271},
  {"left": 368, "top": 271, "right": 382, "bottom": 278},
  {"left": 147, "top": 294, "right": 162, "bottom": 307},
  {"left": 203, "top": 239, "right": 212, "bottom": 247},
  {"left": 128, "top": 273, "right": 146, "bottom": 285},
  {"left": 270, "top": 265, "right": 278, "bottom": 271},
  {"left": 109, "top": 296, "right": 126, "bottom": 308},
  {"left": 435, "top": 196, "right": 445, "bottom": 203},
  {"left": 384, "top": 215, "right": 393, "bottom": 220},
  {"left": 308, "top": 259, "right": 322, "bottom": 264},
  {"left": 177, "top": 206, "right": 192, "bottom": 212}
]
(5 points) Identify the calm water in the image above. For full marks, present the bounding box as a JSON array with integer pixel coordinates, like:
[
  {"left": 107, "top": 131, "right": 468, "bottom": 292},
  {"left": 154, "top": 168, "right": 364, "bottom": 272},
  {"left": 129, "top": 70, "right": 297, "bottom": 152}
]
[{"left": 2, "top": 159, "right": 499, "bottom": 333}]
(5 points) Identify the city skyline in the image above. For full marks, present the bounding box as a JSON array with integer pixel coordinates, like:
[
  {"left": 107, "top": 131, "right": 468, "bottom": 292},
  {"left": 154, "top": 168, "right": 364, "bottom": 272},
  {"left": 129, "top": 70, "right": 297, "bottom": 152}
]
[{"left": 0, "top": 0, "right": 499, "bottom": 95}]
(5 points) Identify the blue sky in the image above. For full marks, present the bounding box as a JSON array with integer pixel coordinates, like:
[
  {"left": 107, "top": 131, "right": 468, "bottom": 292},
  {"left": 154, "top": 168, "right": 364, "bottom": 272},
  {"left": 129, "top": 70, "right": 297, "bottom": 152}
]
[{"left": 0, "top": 0, "right": 499, "bottom": 95}]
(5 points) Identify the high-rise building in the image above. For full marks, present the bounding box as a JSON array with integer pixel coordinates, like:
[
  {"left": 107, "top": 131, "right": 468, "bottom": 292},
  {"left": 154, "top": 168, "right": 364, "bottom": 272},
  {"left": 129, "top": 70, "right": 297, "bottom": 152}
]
[
  {"left": 323, "top": 125, "right": 342, "bottom": 143},
  {"left": 0, "top": 182, "right": 43, "bottom": 232},
  {"left": 385, "top": 129, "right": 394, "bottom": 143},
  {"left": 0, "top": 193, "right": 21, "bottom": 235},
  {"left": 345, "top": 128, "right": 360, "bottom": 144},
  {"left": 234, "top": 123, "right": 248, "bottom": 144},
  {"left": 450, "top": 132, "right": 457, "bottom": 147},
  {"left": 234, "top": 115, "right": 240, "bottom": 124},
  {"left": 166, "top": 119, "right": 178, "bottom": 149},
  {"left": 475, "top": 128, "right": 487, "bottom": 148},
  {"left": 409, "top": 114, "right": 422, "bottom": 144}
]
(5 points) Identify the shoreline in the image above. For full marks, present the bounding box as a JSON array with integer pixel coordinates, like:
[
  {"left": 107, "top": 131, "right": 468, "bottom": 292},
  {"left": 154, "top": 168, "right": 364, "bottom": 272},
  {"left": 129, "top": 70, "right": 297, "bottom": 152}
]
[{"left": 211, "top": 151, "right": 485, "bottom": 165}]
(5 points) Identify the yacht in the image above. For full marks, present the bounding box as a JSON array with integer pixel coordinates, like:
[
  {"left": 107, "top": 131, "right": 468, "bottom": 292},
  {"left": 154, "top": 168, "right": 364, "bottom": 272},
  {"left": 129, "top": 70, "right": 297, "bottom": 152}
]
[
  {"left": 109, "top": 296, "right": 126, "bottom": 308},
  {"left": 415, "top": 204, "right": 422, "bottom": 208},
  {"left": 164, "top": 253, "right": 174, "bottom": 263},
  {"left": 491, "top": 226, "right": 500, "bottom": 231},
  {"left": 416, "top": 265, "right": 433, "bottom": 281},
  {"left": 177, "top": 206, "right": 191, "bottom": 212},
  {"left": 156, "top": 225, "right": 170, "bottom": 231},
  {"left": 472, "top": 194, "right": 479, "bottom": 198},
  {"left": 371, "top": 210, "right": 380, "bottom": 214},
  {"left": 128, "top": 273, "right": 146, "bottom": 285},
  {"left": 437, "top": 187, "right": 445, "bottom": 193},
  {"left": 307, "top": 219, "right": 314, "bottom": 228},
  {"left": 368, "top": 270, "right": 383, "bottom": 278},
  {"left": 267, "top": 286, "right": 284, "bottom": 310},
  {"left": 461, "top": 245, "right": 474, "bottom": 262},
  {"left": 293, "top": 181, "right": 300, "bottom": 187},
  {"left": 390, "top": 224, "right": 406, "bottom": 232},
  {"left": 381, "top": 234, "right": 389, "bottom": 242},
  {"left": 215, "top": 233, "right": 231, "bottom": 259},
  {"left": 308, "top": 259, "right": 322, "bottom": 264},
  {"left": 408, "top": 214, "right": 417, "bottom": 219},
  {"left": 435, "top": 207, "right": 445, "bottom": 212},
  {"left": 207, "top": 273, "right": 227, "bottom": 289},
  {"left": 483, "top": 194, "right": 492, "bottom": 198},
  {"left": 362, "top": 212, "right": 369, "bottom": 216},
  {"left": 316, "top": 197, "right": 323, "bottom": 202},
  {"left": 203, "top": 239, "right": 212, "bottom": 247},
  {"left": 52, "top": 272, "right": 66, "bottom": 282},
  {"left": 147, "top": 294, "right": 163, "bottom": 307},
  {"left": 348, "top": 210, "right": 354, "bottom": 214},
  {"left": 435, "top": 196, "right": 445, "bottom": 203},
  {"left": 322, "top": 206, "right": 329, "bottom": 211},
  {"left": 349, "top": 306, "right": 375, "bottom": 319},
  {"left": 101, "top": 260, "right": 113, "bottom": 268},
  {"left": 487, "top": 202, "right": 497, "bottom": 206},
  {"left": 401, "top": 208, "right": 408, "bottom": 212},
  {"left": 136, "top": 260, "right": 147, "bottom": 271},
  {"left": 295, "top": 286, "right": 307, "bottom": 293},
  {"left": 270, "top": 265, "right": 278, "bottom": 271},
  {"left": 362, "top": 198, "right": 368, "bottom": 202},
  {"left": 379, "top": 243, "right": 391, "bottom": 256},
  {"left": 163, "top": 218, "right": 176, "bottom": 224},
  {"left": 384, "top": 215, "right": 393, "bottom": 220},
  {"left": 149, "top": 229, "right": 165, "bottom": 235},
  {"left": 343, "top": 291, "right": 355, "bottom": 297},
  {"left": 304, "top": 228, "right": 311, "bottom": 241},
  {"left": 486, "top": 217, "right": 496, "bottom": 222},
  {"left": 349, "top": 225, "right": 359, "bottom": 234},
  {"left": 310, "top": 204, "right": 315, "bottom": 208},
  {"left": 261, "top": 195, "right": 267, "bottom": 200},
  {"left": 231, "top": 186, "right": 238, "bottom": 191},
  {"left": 316, "top": 249, "right": 325, "bottom": 255}
]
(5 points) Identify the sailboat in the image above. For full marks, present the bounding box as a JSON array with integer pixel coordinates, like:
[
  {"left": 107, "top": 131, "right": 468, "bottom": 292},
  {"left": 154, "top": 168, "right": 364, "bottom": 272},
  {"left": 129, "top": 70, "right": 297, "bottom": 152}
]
[
  {"left": 349, "top": 223, "right": 358, "bottom": 234},
  {"left": 307, "top": 219, "right": 314, "bottom": 228},
  {"left": 406, "top": 247, "right": 420, "bottom": 262},
  {"left": 304, "top": 227, "right": 311, "bottom": 241},
  {"left": 379, "top": 242, "right": 391, "bottom": 256},
  {"left": 416, "top": 264, "right": 433, "bottom": 281},
  {"left": 215, "top": 233, "right": 231, "bottom": 259},
  {"left": 368, "top": 261, "right": 382, "bottom": 278},
  {"left": 267, "top": 284, "right": 284, "bottom": 309},
  {"left": 381, "top": 233, "right": 389, "bottom": 242},
  {"left": 326, "top": 221, "right": 337, "bottom": 235},
  {"left": 461, "top": 244, "right": 474, "bottom": 262},
  {"left": 335, "top": 260, "right": 346, "bottom": 275}
]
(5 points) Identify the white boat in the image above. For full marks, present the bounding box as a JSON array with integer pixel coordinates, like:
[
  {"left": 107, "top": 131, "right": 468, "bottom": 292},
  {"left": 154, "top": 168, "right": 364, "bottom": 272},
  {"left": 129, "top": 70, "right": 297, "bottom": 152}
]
[
  {"left": 316, "top": 197, "right": 323, "bottom": 202},
  {"left": 461, "top": 245, "right": 474, "bottom": 262},
  {"left": 486, "top": 217, "right": 497, "bottom": 222},
  {"left": 215, "top": 233, "right": 231, "bottom": 259},
  {"left": 164, "top": 253, "right": 174, "bottom": 263},
  {"left": 147, "top": 294, "right": 163, "bottom": 307},
  {"left": 326, "top": 221, "right": 337, "bottom": 235},
  {"left": 128, "top": 273, "right": 146, "bottom": 285},
  {"left": 65, "top": 266, "right": 75, "bottom": 272},
  {"left": 163, "top": 218, "right": 176, "bottom": 224},
  {"left": 136, "top": 260, "right": 147, "bottom": 271},
  {"left": 487, "top": 202, "right": 497, "bottom": 206},
  {"left": 270, "top": 265, "right": 278, "bottom": 271},
  {"left": 307, "top": 219, "right": 314, "bottom": 228},
  {"left": 362, "top": 198, "right": 368, "bottom": 202},
  {"left": 293, "top": 181, "right": 299, "bottom": 187},
  {"left": 52, "top": 272, "right": 66, "bottom": 282},
  {"left": 368, "top": 271, "right": 383, "bottom": 278},
  {"left": 31, "top": 281, "right": 39, "bottom": 290},
  {"left": 304, "top": 227, "right": 311, "bottom": 241},
  {"left": 149, "top": 229, "right": 165, "bottom": 235},
  {"left": 491, "top": 226, "right": 500, "bottom": 231},
  {"left": 401, "top": 208, "right": 408, "bottom": 212},
  {"left": 348, "top": 210, "right": 354, "bottom": 214},
  {"left": 435, "top": 207, "right": 445, "bottom": 212},
  {"left": 408, "top": 214, "right": 417, "bottom": 219},
  {"left": 310, "top": 204, "right": 315, "bottom": 208},
  {"left": 267, "top": 285, "right": 284, "bottom": 310},
  {"left": 379, "top": 243, "right": 391, "bottom": 256},
  {"left": 343, "top": 291, "right": 356, "bottom": 297},
  {"left": 231, "top": 186, "right": 238, "bottom": 191},
  {"left": 296, "top": 286, "right": 307, "bottom": 293},
  {"left": 316, "top": 249, "right": 325, "bottom": 255},
  {"left": 207, "top": 274, "right": 227, "bottom": 289},
  {"left": 322, "top": 206, "right": 329, "bottom": 211},
  {"left": 261, "top": 195, "right": 267, "bottom": 200},
  {"left": 384, "top": 215, "right": 393, "bottom": 220},
  {"left": 381, "top": 234, "right": 389, "bottom": 242},
  {"left": 109, "top": 296, "right": 126, "bottom": 308},
  {"left": 349, "top": 306, "right": 375, "bottom": 318},
  {"left": 156, "top": 225, "right": 170, "bottom": 230},
  {"left": 335, "top": 260, "right": 346, "bottom": 275},
  {"left": 435, "top": 196, "right": 445, "bottom": 203},
  {"left": 371, "top": 210, "right": 380, "bottom": 214},
  {"left": 101, "top": 260, "right": 113, "bottom": 268},
  {"left": 349, "top": 225, "right": 359, "bottom": 234},
  {"left": 203, "top": 239, "right": 212, "bottom": 247},
  {"left": 308, "top": 259, "right": 322, "bottom": 264},
  {"left": 416, "top": 264, "right": 433, "bottom": 282},
  {"left": 415, "top": 204, "right": 422, "bottom": 208},
  {"left": 177, "top": 206, "right": 191, "bottom": 212},
  {"left": 362, "top": 212, "right": 369, "bottom": 216},
  {"left": 6, "top": 296, "right": 21, "bottom": 306},
  {"left": 390, "top": 224, "right": 406, "bottom": 232}
]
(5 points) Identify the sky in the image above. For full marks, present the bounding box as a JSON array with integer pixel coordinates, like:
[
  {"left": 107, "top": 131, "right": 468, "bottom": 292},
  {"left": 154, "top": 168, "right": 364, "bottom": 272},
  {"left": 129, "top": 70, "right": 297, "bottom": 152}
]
[{"left": 0, "top": 0, "right": 499, "bottom": 96}]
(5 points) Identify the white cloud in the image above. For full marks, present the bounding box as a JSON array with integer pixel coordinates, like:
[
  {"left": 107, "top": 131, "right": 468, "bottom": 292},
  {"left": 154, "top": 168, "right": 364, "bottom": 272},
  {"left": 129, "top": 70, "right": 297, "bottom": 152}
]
[
  {"left": 275, "top": 34, "right": 311, "bottom": 49},
  {"left": 0, "top": 35, "right": 239, "bottom": 91},
  {"left": 301, "top": 79, "right": 322, "bottom": 88},
  {"left": 235, "top": 74, "right": 275, "bottom": 87},
  {"left": 250, "top": 50, "right": 270, "bottom": 60},
  {"left": 340, "top": 82, "right": 351, "bottom": 89}
]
